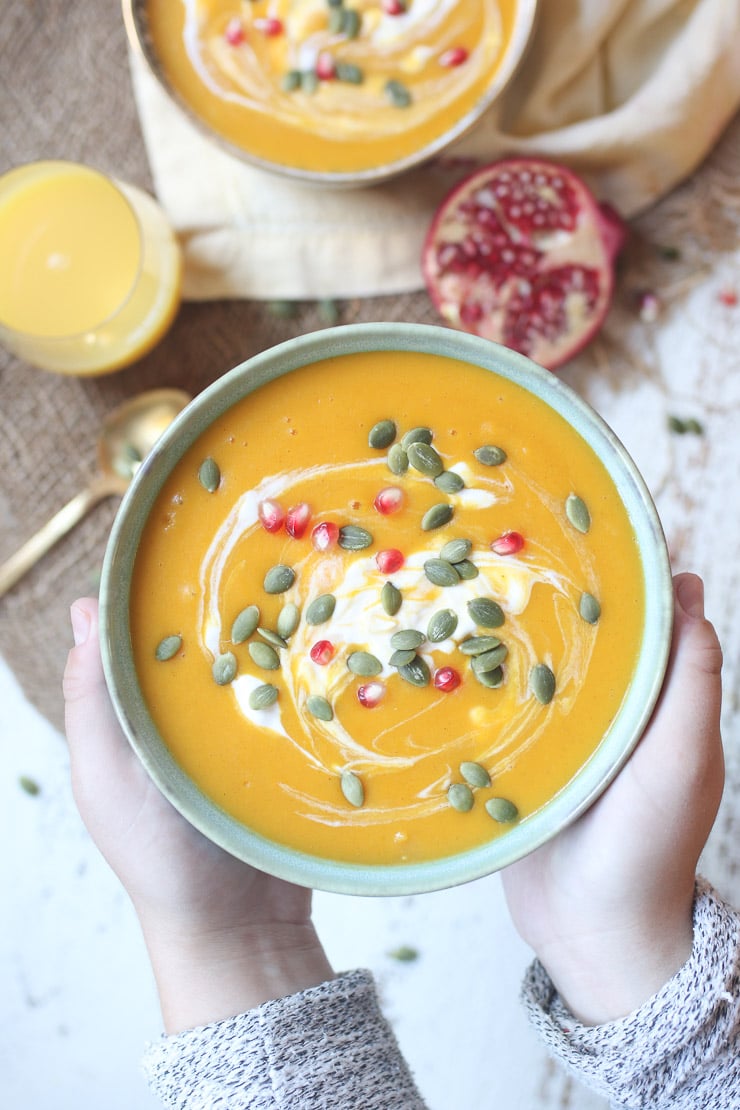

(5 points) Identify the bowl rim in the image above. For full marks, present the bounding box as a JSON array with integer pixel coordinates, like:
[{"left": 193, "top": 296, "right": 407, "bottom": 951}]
[
  {"left": 122, "top": 0, "right": 540, "bottom": 187},
  {"left": 100, "top": 323, "right": 673, "bottom": 896}
]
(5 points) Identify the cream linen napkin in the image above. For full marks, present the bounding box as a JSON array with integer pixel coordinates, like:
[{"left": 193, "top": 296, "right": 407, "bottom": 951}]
[{"left": 130, "top": 0, "right": 740, "bottom": 300}]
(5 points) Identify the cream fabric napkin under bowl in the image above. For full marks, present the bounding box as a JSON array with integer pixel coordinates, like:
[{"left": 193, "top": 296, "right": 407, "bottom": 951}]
[{"left": 130, "top": 0, "right": 740, "bottom": 301}]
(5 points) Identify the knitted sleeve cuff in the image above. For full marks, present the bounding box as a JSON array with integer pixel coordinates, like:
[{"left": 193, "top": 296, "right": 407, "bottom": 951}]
[
  {"left": 521, "top": 878, "right": 740, "bottom": 1106},
  {"left": 142, "top": 969, "right": 428, "bottom": 1110}
]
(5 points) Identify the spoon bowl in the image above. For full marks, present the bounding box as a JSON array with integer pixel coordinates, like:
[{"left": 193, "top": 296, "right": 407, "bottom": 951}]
[{"left": 0, "top": 387, "right": 190, "bottom": 598}]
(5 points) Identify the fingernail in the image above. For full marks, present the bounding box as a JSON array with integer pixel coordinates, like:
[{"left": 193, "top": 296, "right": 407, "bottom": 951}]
[
  {"left": 70, "top": 603, "right": 91, "bottom": 646},
  {"left": 675, "top": 574, "right": 705, "bottom": 619}
]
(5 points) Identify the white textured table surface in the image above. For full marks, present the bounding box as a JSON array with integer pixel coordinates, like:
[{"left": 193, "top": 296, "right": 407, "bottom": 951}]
[{"left": 2, "top": 140, "right": 739, "bottom": 1109}]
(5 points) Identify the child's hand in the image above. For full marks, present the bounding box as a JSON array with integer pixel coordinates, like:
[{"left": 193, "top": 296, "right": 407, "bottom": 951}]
[
  {"left": 501, "top": 573, "right": 724, "bottom": 1025},
  {"left": 64, "top": 598, "right": 333, "bottom": 1033}
]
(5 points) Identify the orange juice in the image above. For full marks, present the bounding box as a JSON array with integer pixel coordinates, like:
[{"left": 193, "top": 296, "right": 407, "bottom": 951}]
[{"left": 0, "top": 162, "right": 182, "bottom": 375}]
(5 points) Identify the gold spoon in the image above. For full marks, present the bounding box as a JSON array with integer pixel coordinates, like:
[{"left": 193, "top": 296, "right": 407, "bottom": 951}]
[{"left": 0, "top": 388, "right": 191, "bottom": 598}]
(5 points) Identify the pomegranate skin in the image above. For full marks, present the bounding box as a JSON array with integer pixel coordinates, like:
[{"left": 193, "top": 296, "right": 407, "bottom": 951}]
[{"left": 421, "top": 157, "right": 627, "bottom": 371}]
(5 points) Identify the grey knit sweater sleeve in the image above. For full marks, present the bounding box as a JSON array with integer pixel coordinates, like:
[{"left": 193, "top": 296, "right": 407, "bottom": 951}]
[
  {"left": 521, "top": 878, "right": 740, "bottom": 1109},
  {"left": 141, "top": 968, "right": 428, "bottom": 1109},
  {"left": 142, "top": 880, "right": 740, "bottom": 1109}
]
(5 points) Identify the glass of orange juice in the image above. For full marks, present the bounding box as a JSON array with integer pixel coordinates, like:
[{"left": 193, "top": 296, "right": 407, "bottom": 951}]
[{"left": 0, "top": 161, "right": 182, "bottom": 375}]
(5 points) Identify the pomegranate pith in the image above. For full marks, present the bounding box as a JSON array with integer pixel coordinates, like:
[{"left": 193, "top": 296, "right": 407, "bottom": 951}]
[{"left": 421, "top": 157, "right": 626, "bottom": 370}]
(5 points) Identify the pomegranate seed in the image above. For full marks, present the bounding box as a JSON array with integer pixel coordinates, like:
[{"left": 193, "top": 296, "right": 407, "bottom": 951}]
[
  {"left": 636, "top": 289, "right": 661, "bottom": 322},
  {"left": 373, "top": 486, "right": 405, "bottom": 515},
  {"left": 254, "top": 16, "right": 283, "bottom": 36},
  {"left": 258, "top": 498, "right": 286, "bottom": 532},
  {"left": 311, "top": 521, "right": 339, "bottom": 551},
  {"left": 719, "top": 288, "right": 738, "bottom": 307},
  {"left": 433, "top": 666, "right": 461, "bottom": 692},
  {"left": 224, "top": 17, "right": 246, "bottom": 45},
  {"left": 286, "top": 502, "right": 311, "bottom": 538},
  {"left": 357, "top": 681, "right": 386, "bottom": 708},
  {"left": 375, "top": 548, "right": 404, "bottom": 574},
  {"left": 316, "top": 51, "right": 336, "bottom": 80},
  {"left": 490, "top": 530, "right": 525, "bottom": 555},
  {"left": 439, "top": 46, "right": 469, "bottom": 67},
  {"left": 382, "top": 0, "right": 407, "bottom": 13},
  {"left": 310, "top": 640, "right": 335, "bottom": 665}
]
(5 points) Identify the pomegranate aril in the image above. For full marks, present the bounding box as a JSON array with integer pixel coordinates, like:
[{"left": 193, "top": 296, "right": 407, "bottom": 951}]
[
  {"left": 311, "top": 521, "right": 340, "bottom": 551},
  {"left": 433, "top": 666, "right": 461, "bottom": 692},
  {"left": 310, "top": 640, "right": 335, "bottom": 665},
  {"left": 258, "top": 498, "right": 286, "bottom": 532},
  {"left": 357, "top": 681, "right": 386, "bottom": 708},
  {"left": 373, "top": 486, "right": 405, "bottom": 515},
  {"left": 224, "top": 17, "right": 246, "bottom": 45},
  {"left": 316, "top": 51, "right": 336, "bottom": 80},
  {"left": 254, "top": 16, "right": 283, "bottom": 35},
  {"left": 382, "top": 0, "right": 407, "bottom": 13},
  {"left": 375, "top": 548, "right": 405, "bottom": 574},
  {"left": 490, "top": 531, "right": 525, "bottom": 555},
  {"left": 439, "top": 46, "right": 469, "bottom": 67},
  {"left": 286, "top": 502, "right": 311, "bottom": 538}
]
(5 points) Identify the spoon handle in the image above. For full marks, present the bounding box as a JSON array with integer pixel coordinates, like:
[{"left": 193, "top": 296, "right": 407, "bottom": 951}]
[{"left": 0, "top": 474, "right": 128, "bottom": 599}]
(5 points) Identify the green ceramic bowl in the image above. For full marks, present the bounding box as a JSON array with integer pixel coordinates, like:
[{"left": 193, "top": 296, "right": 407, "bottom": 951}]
[{"left": 100, "top": 323, "right": 673, "bottom": 895}]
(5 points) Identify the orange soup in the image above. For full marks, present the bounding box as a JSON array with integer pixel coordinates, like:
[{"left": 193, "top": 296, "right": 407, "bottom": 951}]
[
  {"left": 130, "top": 351, "right": 644, "bottom": 866},
  {"left": 143, "top": 0, "right": 519, "bottom": 174}
]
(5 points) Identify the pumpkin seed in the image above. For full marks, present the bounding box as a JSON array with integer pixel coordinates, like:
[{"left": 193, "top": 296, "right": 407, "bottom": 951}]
[
  {"left": 455, "top": 559, "right": 479, "bottom": 580},
  {"left": 306, "top": 593, "right": 336, "bottom": 625},
  {"left": 306, "top": 694, "right": 333, "bottom": 721},
  {"left": 447, "top": 783, "right": 474, "bottom": 813},
  {"left": 474, "top": 445, "right": 506, "bottom": 467},
  {"left": 335, "top": 61, "right": 364, "bottom": 84},
  {"left": 566, "top": 493, "right": 591, "bottom": 533},
  {"left": 300, "top": 70, "right": 319, "bottom": 94},
  {"left": 435, "top": 470, "right": 465, "bottom": 493},
  {"left": 258, "top": 627, "right": 288, "bottom": 650},
  {"left": 340, "top": 769, "right": 365, "bottom": 807},
  {"left": 474, "top": 665, "right": 504, "bottom": 688},
  {"left": 439, "top": 538, "right": 472, "bottom": 564},
  {"left": 381, "top": 580, "right": 402, "bottom": 616},
  {"left": 198, "top": 457, "right": 220, "bottom": 492},
  {"left": 347, "top": 651, "right": 383, "bottom": 677},
  {"left": 459, "top": 635, "right": 501, "bottom": 656},
  {"left": 485, "top": 797, "right": 519, "bottom": 823},
  {"left": 389, "top": 648, "right": 417, "bottom": 667},
  {"left": 427, "top": 608, "right": 458, "bottom": 642},
  {"left": 248, "top": 641, "right": 281, "bottom": 670},
  {"left": 249, "top": 683, "right": 279, "bottom": 710},
  {"left": 281, "top": 69, "right": 301, "bottom": 92},
  {"left": 385, "top": 78, "right": 412, "bottom": 107},
  {"left": 399, "top": 656, "right": 431, "bottom": 687},
  {"left": 387, "top": 945, "right": 419, "bottom": 962},
  {"left": 277, "top": 602, "right": 301, "bottom": 639},
  {"left": 212, "top": 651, "right": 238, "bottom": 685},
  {"left": 467, "top": 597, "right": 505, "bottom": 628},
  {"left": 231, "top": 605, "right": 260, "bottom": 644},
  {"left": 368, "top": 419, "right": 397, "bottom": 449},
  {"left": 421, "top": 503, "right": 454, "bottom": 531},
  {"left": 155, "top": 634, "right": 182, "bottom": 661},
  {"left": 401, "top": 427, "right": 433, "bottom": 449},
  {"left": 390, "top": 628, "right": 425, "bottom": 651},
  {"left": 460, "top": 761, "right": 491, "bottom": 789},
  {"left": 342, "top": 8, "right": 361, "bottom": 37},
  {"left": 579, "top": 592, "right": 601, "bottom": 624},
  {"left": 387, "top": 443, "right": 409, "bottom": 475},
  {"left": 328, "top": 7, "right": 345, "bottom": 32},
  {"left": 471, "top": 644, "right": 508, "bottom": 672},
  {"left": 338, "top": 524, "right": 373, "bottom": 550},
  {"left": 424, "top": 558, "right": 460, "bottom": 587},
  {"left": 530, "top": 663, "right": 556, "bottom": 704},
  {"left": 264, "top": 564, "right": 295, "bottom": 594},
  {"left": 407, "top": 441, "right": 443, "bottom": 478}
]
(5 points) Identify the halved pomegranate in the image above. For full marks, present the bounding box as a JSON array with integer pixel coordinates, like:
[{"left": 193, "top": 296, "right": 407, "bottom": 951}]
[{"left": 421, "top": 158, "right": 626, "bottom": 370}]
